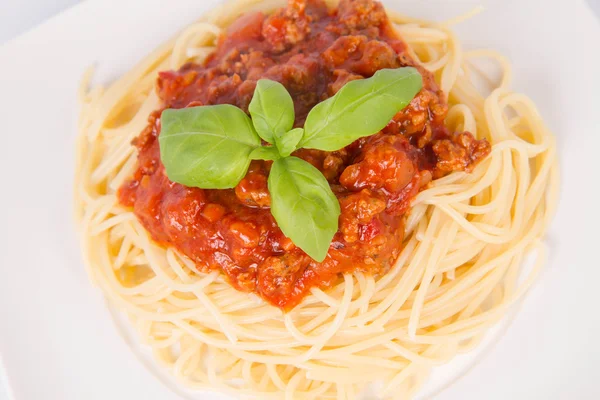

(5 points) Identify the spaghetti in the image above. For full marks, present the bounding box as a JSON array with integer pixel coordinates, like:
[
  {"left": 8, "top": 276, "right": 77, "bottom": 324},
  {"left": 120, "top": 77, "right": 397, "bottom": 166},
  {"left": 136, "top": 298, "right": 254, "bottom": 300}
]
[{"left": 75, "top": 0, "right": 559, "bottom": 398}]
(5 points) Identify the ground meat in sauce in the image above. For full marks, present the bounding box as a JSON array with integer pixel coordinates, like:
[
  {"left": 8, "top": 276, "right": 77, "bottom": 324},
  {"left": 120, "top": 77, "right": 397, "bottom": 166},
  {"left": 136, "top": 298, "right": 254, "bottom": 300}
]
[{"left": 119, "top": 0, "right": 490, "bottom": 310}]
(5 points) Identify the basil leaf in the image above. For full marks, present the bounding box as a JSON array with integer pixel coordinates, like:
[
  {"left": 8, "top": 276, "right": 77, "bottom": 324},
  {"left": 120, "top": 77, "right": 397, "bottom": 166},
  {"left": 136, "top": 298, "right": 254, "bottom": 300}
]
[
  {"left": 248, "top": 79, "right": 295, "bottom": 144},
  {"left": 250, "top": 146, "right": 280, "bottom": 161},
  {"left": 268, "top": 157, "right": 341, "bottom": 262},
  {"left": 274, "top": 128, "right": 304, "bottom": 157},
  {"left": 159, "top": 105, "right": 260, "bottom": 189},
  {"left": 300, "top": 67, "right": 423, "bottom": 151}
]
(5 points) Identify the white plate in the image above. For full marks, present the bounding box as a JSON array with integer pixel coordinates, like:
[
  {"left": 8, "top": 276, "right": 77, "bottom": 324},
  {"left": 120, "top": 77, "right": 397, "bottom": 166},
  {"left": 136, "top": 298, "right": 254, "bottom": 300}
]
[{"left": 1, "top": 0, "right": 599, "bottom": 399}]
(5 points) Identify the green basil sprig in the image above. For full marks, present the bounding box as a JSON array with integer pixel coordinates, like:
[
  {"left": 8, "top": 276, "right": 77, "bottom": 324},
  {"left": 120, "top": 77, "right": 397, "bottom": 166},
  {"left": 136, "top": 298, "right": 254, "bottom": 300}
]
[
  {"left": 159, "top": 105, "right": 260, "bottom": 189},
  {"left": 159, "top": 68, "right": 422, "bottom": 261},
  {"left": 269, "top": 156, "right": 340, "bottom": 261},
  {"left": 248, "top": 79, "right": 295, "bottom": 144},
  {"left": 301, "top": 68, "right": 423, "bottom": 150}
]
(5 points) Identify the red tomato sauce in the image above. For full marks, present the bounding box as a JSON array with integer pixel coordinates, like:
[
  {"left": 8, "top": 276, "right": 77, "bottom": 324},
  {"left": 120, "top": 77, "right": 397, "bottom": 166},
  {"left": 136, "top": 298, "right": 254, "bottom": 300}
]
[{"left": 119, "top": 0, "right": 490, "bottom": 310}]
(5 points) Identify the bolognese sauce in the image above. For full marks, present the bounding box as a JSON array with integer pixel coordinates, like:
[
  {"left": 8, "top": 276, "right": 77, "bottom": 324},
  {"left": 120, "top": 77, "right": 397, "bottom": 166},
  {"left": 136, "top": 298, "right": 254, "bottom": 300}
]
[{"left": 119, "top": 0, "right": 490, "bottom": 309}]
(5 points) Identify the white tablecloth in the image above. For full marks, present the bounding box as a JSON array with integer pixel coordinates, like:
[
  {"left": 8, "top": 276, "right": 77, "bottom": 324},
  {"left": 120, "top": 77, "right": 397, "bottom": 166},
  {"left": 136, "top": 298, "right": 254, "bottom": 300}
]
[
  {"left": 1, "top": 1, "right": 81, "bottom": 398},
  {"left": 0, "top": 0, "right": 81, "bottom": 44}
]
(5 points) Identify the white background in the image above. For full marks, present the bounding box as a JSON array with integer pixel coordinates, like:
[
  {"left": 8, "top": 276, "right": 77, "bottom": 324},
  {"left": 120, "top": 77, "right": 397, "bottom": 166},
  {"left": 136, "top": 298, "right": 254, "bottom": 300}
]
[
  {"left": 0, "top": 1, "right": 599, "bottom": 400},
  {"left": 0, "top": 3, "right": 85, "bottom": 400},
  {"left": 0, "top": 0, "right": 80, "bottom": 43}
]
